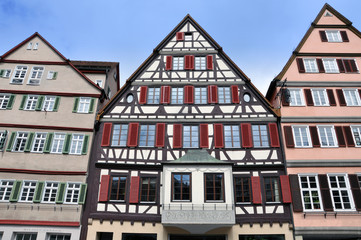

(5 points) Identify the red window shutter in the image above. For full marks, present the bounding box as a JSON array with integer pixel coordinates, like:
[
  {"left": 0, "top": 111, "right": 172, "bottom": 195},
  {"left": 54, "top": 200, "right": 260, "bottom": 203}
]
[
  {"left": 166, "top": 56, "right": 173, "bottom": 70},
  {"left": 101, "top": 123, "right": 113, "bottom": 147},
  {"left": 176, "top": 32, "right": 184, "bottom": 41},
  {"left": 173, "top": 124, "right": 182, "bottom": 148},
  {"left": 208, "top": 85, "right": 218, "bottom": 103},
  {"left": 184, "top": 85, "right": 194, "bottom": 104},
  {"left": 309, "top": 126, "right": 320, "bottom": 148},
  {"left": 318, "top": 175, "right": 334, "bottom": 211},
  {"left": 199, "top": 124, "right": 209, "bottom": 148},
  {"left": 184, "top": 55, "right": 194, "bottom": 70},
  {"left": 98, "top": 175, "right": 110, "bottom": 202},
  {"left": 127, "top": 123, "right": 139, "bottom": 147},
  {"left": 350, "top": 60, "right": 358, "bottom": 73},
  {"left": 231, "top": 85, "right": 240, "bottom": 103},
  {"left": 316, "top": 59, "right": 325, "bottom": 73},
  {"left": 268, "top": 123, "right": 280, "bottom": 147},
  {"left": 343, "top": 60, "right": 352, "bottom": 73},
  {"left": 349, "top": 175, "right": 361, "bottom": 211},
  {"left": 280, "top": 175, "right": 292, "bottom": 203},
  {"left": 343, "top": 126, "right": 355, "bottom": 147},
  {"left": 160, "top": 86, "right": 171, "bottom": 104},
  {"left": 190, "top": 55, "right": 194, "bottom": 70},
  {"left": 359, "top": 89, "right": 361, "bottom": 100},
  {"left": 155, "top": 123, "right": 166, "bottom": 147},
  {"left": 207, "top": 55, "right": 213, "bottom": 70},
  {"left": 251, "top": 176, "right": 262, "bottom": 204},
  {"left": 289, "top": 175, "right": 303, "bottom": 212},
  {"left": 296, "top": 58, "right": 305, "bottom": 73},
  {"left": 129, "top": 176, "right": 140, "bottom": 204},
  {"left": 327, "top": 89, "right": 336, "bottom": 106},
  {"left": 304, "top": 89, "right": 314, "bottom": 106},
  {"left": 334, "top": 126, "right": 346, "bottom": 147},
  {"left": 340, "top": 31, "right": 349, "bottom": 42},
  {"left": 139, "top": 86, "right": 147, "bottom": 104},
  {"left": 319, "top": 31, "right": 328, "bottom": 42},
  {"left": 283, "top": 126, "right": 294, "bottom": 148},
  {"left": 336, "top": 59, "right": 345, "bottom": 73},
  {"left": 336, "top": 89, "right": 346, "bottom": 106},
  {"left": 241, "top": 123, "right": 253, "bottom": 148},
  {"left": 213, "top": 124, "right": 224, "bottom": 148}
]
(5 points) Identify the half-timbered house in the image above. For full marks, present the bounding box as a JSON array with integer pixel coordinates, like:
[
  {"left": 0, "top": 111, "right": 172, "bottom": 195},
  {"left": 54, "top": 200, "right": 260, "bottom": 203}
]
[{"left": 82, "top": 15, "right": 293, "bottom": 240}]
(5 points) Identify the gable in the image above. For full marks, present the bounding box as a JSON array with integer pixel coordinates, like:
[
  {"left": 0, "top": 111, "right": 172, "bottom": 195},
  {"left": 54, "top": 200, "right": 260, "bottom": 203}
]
[{"left": 316, "top": 10, "right": 346, "bottom": 25}]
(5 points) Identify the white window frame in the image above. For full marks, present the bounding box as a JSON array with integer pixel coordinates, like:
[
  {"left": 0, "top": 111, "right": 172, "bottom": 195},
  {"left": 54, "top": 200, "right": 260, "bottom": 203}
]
[
  {"left": 27, "top": 42, "right": 33, "bottom": 50},
  {"left": 195, "top": 56, "right": 206, "bottom": 70},
  {"left": 0, "top": 180, "right": 14, "bottom": 202},
  {"left": 64, "top": 182, "right": 81, "bottom": 204},
  {"left": 184, "top": 33, "right": 192, "bottom": 41},
  {"left": 51, "top": 133, "right": 66, "bottom": 154},
  {"left": 24, "top": 95, "right": 39, "bottom": 111},
  {"left": 343, "top": 89, "right": 361, "bottom": 106},
  {"left": 252, "top": 124, "right": 269, "bottom": 148},
  {"left": 139, "top": 125, "right": 156, "bottom": 147},
  {"left": 325, "top": 30, "right": 342, "bottom": 42},
  {"left": 289, "top": 88, "right": 305, "bottom": 106},
  {"left": 111, "top": 124, "right": 128, "bottom": 147},
  {"left": 95, "top": 79, "right": 103, "bottom": 88},
  {"left": 292, "top": 126, "right": 312, "bottom": 148},
  {"left": 47, "top": 234, "right": 71, "bottom": 240},
  {"left": 317, "top": 125, "right": 338, "bottom": 147},
  {"left": 303, "top": 58, "right": 318, "bottom": 73},
  {"left": 311, "top": 88, "right": 329, "bottom": 106},
  {"left": 224, "top": 125, "right": 241, "bottom": 148},
  {"left": 322, "top": 58, "right": 339, "bottom": 73},
  {"left": 31, "top": 132, "right": 47, "bottom": 153},
  {"left": 183, "top": 125, "right": 199, "bottom": 148},
  {"left": 195, "top": 87, "right": 207, "bottom": 104},
  {"left": 27, "top": 66, "right": 44, "bottom": 85},
  {"left": 47, "top": 71, "right": 58, "bottom": 80},
  {"left": 77, "top": 97, "right": 90, "bottom": 113},
  {"left": 171, "top": 87, "right": 183, "bottom": 104},
  {"left": 69, "top": 134, "right": 84, "bottom": 155},
  {"left": 0, "top": 131, "right": 7, "bottom": 151},
  {"left": 1, "top": 69, "right": 11, "bottom": 78},
  {"left": 14, "top": 233, "right": 37, "bottom": 240},
  {"left": 11, "top": 65, "right": 28, "bottom": 84},
  {"left": 43, "top": 96, "right": 56, "bottom": 111},
  {"left": 19, "top": 180, "right": 37, "bottom": 202},
  {"left": 351, "top": 126, "right": 361, "bottom": 147},
  {"left": 0, "top": 94, "right": 10, "bottom": 109},
  {"left": 298, "top": 174, "right": 323, "bottom": 211},
  {"left": 147, "top": 87, "right": 160, "bottom": 104},
  {"left": 327, "top": 174, "right": 355, "bottom": 211},
  {"left": 33, "top": 42, "right": 39, "bottom": 50},
  {"left": 173, "top": 57, "right": 184, "bottom": 70},
  {"left": 218, "top": 87, "right": 231, "bottom": 104},
  {"left": 12, "top": 132, "right": 29, "bottom": 152},
  {"left": 42, "top": 182, "right": 58, "bottom": 203}
]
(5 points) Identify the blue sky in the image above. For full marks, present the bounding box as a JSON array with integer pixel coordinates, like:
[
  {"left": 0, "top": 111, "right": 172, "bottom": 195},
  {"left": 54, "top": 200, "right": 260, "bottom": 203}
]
[{"left": 1, "top": 0, "right": 360, "bottom": 94}]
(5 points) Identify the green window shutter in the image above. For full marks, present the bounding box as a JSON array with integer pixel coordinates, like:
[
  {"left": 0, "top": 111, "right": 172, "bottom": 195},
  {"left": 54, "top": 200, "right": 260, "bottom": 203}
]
[
  {"left": 6, "top": 94, "right": 16, "bottom": 110},
  {"left": 33, "top": 181, "right": 45, "bottom": 203},
  {"left": 72, "top": 98, "right": 79, "bottom": 113},
  {"left": 53, "top": 96, "right": 61, "bottom": 112},
  {"left": 43, "top": 133, "right": 54, "bottom": 153},
  {"left": 6, "top": 132, "right": 16, "bottom": 152},
  {"left": 62, "top": 134, "right": 72, "bottom": 154},
  {"left": 19, "top": 95, "right": 27, "bottom": 110},
  {"left": 35, "top": 96, "right": 45, "bottom": 111},
  {"left": 24, "top": 132, "right": 35, "bottom": 152},
  {"left": 52, "top": 72, "right": 58, "bottom": 80},
  {"left": 88, "top": 98, "right": 95, "bottom": 113},
  {"left": 56, "top": 182, "right": 66, "bottom": 204},
  {"left": 0, "top": 70, "right": 4, "bottom": 76},
  {"left": 9, "top": 180, "right": 23, "bottom": 202},
  {"left": 78, "top": 184, "right": 87, "bottom": 204},
  {"left": 81, "top": 135, "right": 90, "bottom": 155}
]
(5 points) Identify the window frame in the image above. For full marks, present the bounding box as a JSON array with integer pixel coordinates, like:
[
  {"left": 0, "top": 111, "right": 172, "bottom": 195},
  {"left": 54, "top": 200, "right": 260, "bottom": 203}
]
[
  {"left": 0, "top": 130, "right": 7, "bottom": 151},
  {"left": 0, "top": 179, "right": 14, "bottom": 202},
  {"left": 289, "top": 88, "right": 305, "bottom": 106},
  {"left": 343, "top": 89, "right": 361, "bottom": 106},
  {"left": 1, "top": 69, "right": 12, "bottom": 78},
  {"left": 77, "top": 97, "right": 91, "bottom": 113},
  {"left": 111, "top": 124, "right": 128, "bottom": 147},
  {"left": 298, "top": 174, "right": 323, "bottom": 211},
  {"left": 140, "top": 176, "right": 157, "bottom": 202},
  {"left": 12, "top": 132, "right": 29, "bottom": 152},
  {"left": 14, "top": 233, "right": 37, "bottom": 240},
  {"left": 234, "top": 175, "right": 252, "bottom": 203},
  {"left": 350, "top": 125, "right": 361, "bottom": 147},
  {"left": 292, "top": 125, "right": 312, "bottom": 148},
  {"left": 69, "top": 134, "right": 84, "bottom": 155},
  {"left": 24, "top": 95, "right": 39, "bottom": 111},
  {"left": 317, "top": 125, "right": 338, "bottom": 148},
  {"left": 303, "top": 58, "right": 319, "bottom": 73},
  {"left": 195, "top": 56, "right": 206, "bottom": 70},
  {"left": 194, "top": 87, "right": 207, "bottom": 104},
  {"left": 31, "top": 132, "right": 47, "bottom": 153},
  {"left": 27, "top": 66, "right": 44, "bottom": 85},
  {"left": 109, "top": 175, "right": 127, "bottom": 201},
  {"left": 218, "top": 86, "right": 231, "bottom": 104},
  {"left": 204, "top": 173, "right": 225, "bottom": 202},
  {"left": 224, "top": 125, "right": 241, "bottom": 148},
  {"left": 183, "top": 125, "right": 199, "bottom": 148},
  {"left": 311, "top": 88, "right": 329, "bottom": 106},
  {"left": 51, "top": 133, "right": 66, "bottom": 154},
  {"left": 327, "top": 174, "right": 355, "bottom": 211},
  {"left": 147, "top": 87, "right": 160, "bottom": 104},
  {"left": 11, "top": 65, "right": 28, "bottom": 84},
  {"left": 42, "top": 181, "right": 59, "bottom": 203},
  {"left": 252, "top": 124, "right": 269, "bottom": 148},
  {"left": 173, "top": 57, "right": 184, "bottom": 70},
  {"left": 322, "top": 58, "right": 339, "bottom": 73},
  {"left": 171, "top": 87, "right": 183, "bottom": 104},
  {"left": 138, "top": 125, "right": 156, "bottom": 147},
  {"left": 43, "top": 96, "right": 56, "bottom": 111},
  {"left": 0, "top": 94, "right": 10, "bottom": 109},
  {"left": 64, "top": 182, "right": 81, "bottom": 204},
  {"left": 47, "top": 234, "right": 71, "bottom": 240},
  {"left": 19, "top": 180, "right": 37, "bottom": 203},
  {"left": 95, "top": 79, "right": 103, "bottom": 88},
  {"left": 325, "top": 30, "right": 342, "bottom": 42},
  {"left": 263, "top": 176, "right": 281, "bottom": 203},
  {"left": 171, "top": 173, "right": 191, "bottom": 202}
]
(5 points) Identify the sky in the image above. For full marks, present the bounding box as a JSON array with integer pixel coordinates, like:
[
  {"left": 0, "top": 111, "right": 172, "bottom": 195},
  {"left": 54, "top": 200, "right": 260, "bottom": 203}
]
[{"left": 1, "top": 0, "right": 361, "bottom": 95}]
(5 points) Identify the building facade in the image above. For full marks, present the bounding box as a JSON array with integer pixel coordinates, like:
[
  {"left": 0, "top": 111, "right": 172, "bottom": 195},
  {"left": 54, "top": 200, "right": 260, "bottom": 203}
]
[
  {"left": 82, "top": 15, "right": 294, "bottom": 240},
  {"left": 0, "top": 33, "right": 119, "bottom": 240},
  {"left": 266, "top": 4, "right": 361, "bottom": 240}
]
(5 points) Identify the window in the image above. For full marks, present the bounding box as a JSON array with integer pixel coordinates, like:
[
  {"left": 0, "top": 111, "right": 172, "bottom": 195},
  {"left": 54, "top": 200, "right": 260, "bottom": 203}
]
[
  {"left": 0, "top": 94, "right": 11, "bottom": 109},
  {"left": 311, "top": 89, "right": 329, "bottom": 106},
  {"left": 147, "top": 87, "right": 160, "bottom": 104},
  {"left": 15, "top": 234, "right": 37, "bottom": 240},
  {"left": 292, "top": 126, "right": 312, "bottom": 147},
  {"left": 317, "top": 126, "right": 337, "bottom": 147},
  {"left": 47, "top": 71, "right": 58, "bottom": 80},
  {"left": 172, "top": 173, "right": 191, "bottom": 201},
  {"left": 70, "top": 134, "right": 84, "bottom": 154},
  {"left": 51, "top": 133, "right": 66, "bottom": 153},
  {"left": 171, "top": 87, "right": 183, "bottom": 104},
  {"left": 205, "top": 173, "right": 224, "bottom": 201},
  {"left": 77, "top": 97, "right": 91, "bottom": 113},
  {"left": 326, "top": 30, "right": 342, "bottom": 42},
  {"left": 264, "top": 177, "right": 280, "bottom": 202},
  {"left": 289, "top": 89, "right": 304, "bottom": 106},
  {"left": 183, "top": 125, "right": 198, "bottom": 148},
  {"left": 111, "top": 124, "right": 128, "bottom": 146},
  {"left": 252, "top": 125, "right": 269, "bottom": 147},
  {"left": 31, "top": 132, "right": 47, "bottom": 153},
  {"left": 322, "top": 59, "right": 339, "bottom": 73},
  {"left": 195, "top": 87, "right": 207, "bottom": 104},
  {"left": 195, "top": 57, "right": 206, "bottom": 70},
  {"left": 299, "top": 175, "right": 322, "bottom": 211},
  {"left": 224, "top": 125, "right": 241, "bottom": 148},
  {"left": 65, "top": 182, "right": 81, "bottom": 204},
  {"left": 11, "top": 66, "right": 28, "bottom": 84},
  {"left": 140, "top": 177, "right": 157, "bottom": 202},
  {"left": 25, "top": 95, "right": 38, "bottom": 110},
  {"left": 218, "top": 87, "right": 231, "bottom": 104},
  {"left": 0, "top": 180, "right": 14, "bottom": 201},
  {"left": 13, "top": 132, "right": 29, "bottom": 152},
  {"left": 328, "top": 174, "right": 354, "bottom": 210},
  {"left": 110, "top": 176, "right": 127, "bottom": 201},
  {"left": 0, "top": 131, "right": 7, "bottom": 151},
  {"left": 173, "top": 57, "right": 184, "bottom": 70},
  {"left": 139, "top": 125, "right": 155, "bottom": 147},
  {"left": 28, "top": 66, "right": 44, "bottom": 85},
  {"left": 343, "top": 89, "right": 361, "bottom": 106},
  {"left": 48, "top": 234, "right": 70, "bottom": 240},
  {"left": 43, "top": 182, "right": 58, "bottom": 203},
  {"left": 234, "top": 176, "right": 251, "bottom": 203},
  {"left": 0, "top": 69, "right": 11, "bottom": 78},
  {"left": 184, "top": 32, "right": 192, "bottom": 41},
  {"left": 43, "top": 96, "right": 56, "bottom": 111},
  {"left": 96, "top": 80, "right": 103, "bottom": 87},
  {"left": 351, "top": 126, "right": 361, "bottom": 147},
  {"left": 304, "top": 59, "right": 318, "bottom": 73},
  {"left": 19, "top": 180, "right": 37, "bottom": 202}
]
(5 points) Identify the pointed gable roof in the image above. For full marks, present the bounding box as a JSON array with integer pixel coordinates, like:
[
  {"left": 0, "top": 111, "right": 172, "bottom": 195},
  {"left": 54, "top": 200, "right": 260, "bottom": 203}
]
[{"left": 0, "top": 32, "right": 102, "bottom": 92}]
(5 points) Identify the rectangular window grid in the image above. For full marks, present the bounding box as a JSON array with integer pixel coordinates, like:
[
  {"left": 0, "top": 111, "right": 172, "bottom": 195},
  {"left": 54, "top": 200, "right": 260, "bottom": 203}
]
[
  {"left": 11, "top": 65, "right": 28, "bottom": 84},
  {"left": 326, "top": 30, "right": 342, "bottom": 42},
  {"left": 110, "top": 176, "right": 127, "bottom": 201},
  {"left": 289, "top": 89, "right": 304, "bottom": 106},
  {"left": 25, "top": 95, "right": 38, "bottom": 110},
  {"left": 351, "top": 126, "right": 361, "bottom": 147},
  {"left": 13, "top": 132, "right": 28, "bottom": 152},
  {"left": 147, "top": 87, "right": 160, "bottom": 104},
  {"left": 252, "top": 125, "right": 269, "bottom": 147},
  {"left": 0, "top": 94, "right": 10, "bottom": 109},
  {"left": 140, "top": 177, "right": 157, "bottom": 202},
  {"left": 195, "top": 57, "right": 206, "bottom": 70},
  {"left": 65, "top": 182, "right": 81, "bottom": 204},
  {"left": 183, "top": 126, "right": 199, "bottom": 148},
  {"left": 70, "top": 134, "right": 84, "bottom": 154},
  {"left": 304, "top": 59, "right": 318, "bottom": 73},
  {"left": 173, "top": 57, "right": 184, "bottom": 70},
  {"left": 205, "top": 173, "right": 224, "bottom": 201},
  {"left": 299, "top": 175, "right": 322, "bottom": 211},
  {"left": 28, "top": 66, "right": 44, "bottom": 85},
  {"left": 20, "top": 180, "right": 37, "bottom": 202},
  {"left": 172, "top": 173, "right": 191, "bottom": 201},
  {"left": 171, "top": 87, "right": 183, "bottom": 104},
  {"left": 0, "top": 131, "right": 7, "bottom": 151},
  {"left": 293, "top": 126, "right": 312, "bottom": 147},
  {"left": 32, "top": 132, "right": 47, "bottom": 152},
  {"left": 224, "top": 125, "right": 241, "bottom": 148},
  {"left": 1, "top": 69, "right": 11, "bottom": 78},
  {"left": 218, "top": 87, "right": 231, "bottom": 104},
  {"left": 328, "top": 174, "right": 354, "bottom": 210},
  {"left": 311, "top": 89, "right": 329, "bottom": 106},
  {"left": 318, "top": 126, "right": 337, "bottom": 147},
  {"left": 234, "top": 176, "right": 251, "bottom": 203},
  {"left": 77, "top": 97, "right": 90, "bottom": 113},
  {"left": 15, "top": 234, "right": 37, "bottom": 240},
  {"left": 323, "top": 59, "right": 339, "bottom": 73},
  {"left": 0, "top": 180, "right": 14, "bottom": 201},
  {"left": 139, "top": 125, "right": 156, "bottom": 147},
  {"left": 343, "top": 89, "right": 361, "bottom": 106},
  {"left": 111, "top": 124, "right": 128, "bottom": 146},
  {"left": 264, "top": 177, "right": 280, "bottom": 202},
  {"left": 195, "top": 87, "right": 207, "bottom": 104},
  {"left": 42, "top": 182, "right": 58, "bottom": 203},
  {"left": 43, "top": 96, "right": 56, "bottom": 111},
  {"left": 49, "top": 235, "right": 71, "bottom": 240},
  {"left": 51, "top": 133, "right": 66, "bottom": 153}
]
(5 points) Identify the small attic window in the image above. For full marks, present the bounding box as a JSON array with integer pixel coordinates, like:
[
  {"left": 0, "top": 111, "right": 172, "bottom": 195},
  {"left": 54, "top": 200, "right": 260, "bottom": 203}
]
[
  {"left": 325, "top": 11, "right": 333, "bottom": 17},
  {"left": 27, "top": 42, "right": 33, "bottom": 50},
  {"left": 33, "top": 43, "right": 39, "bottom": 50},
  {"left": 27, "top": 42, "right": 39, "bottom": 50},
  {"left": 184, "top": 32, "right": 192, "bottom": 41}
]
